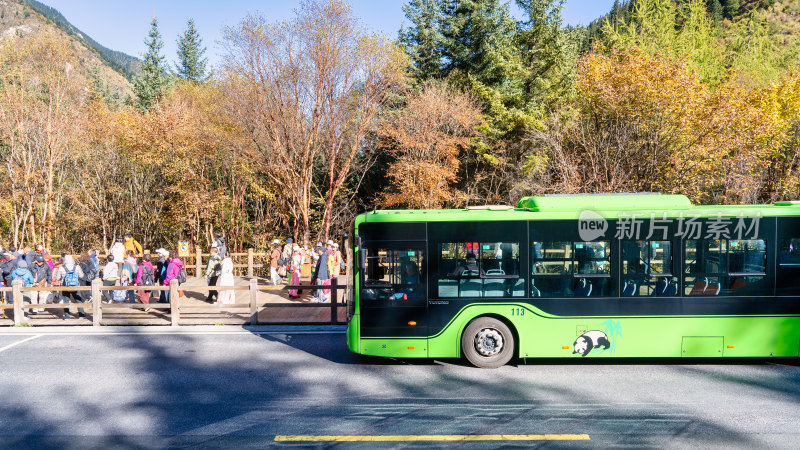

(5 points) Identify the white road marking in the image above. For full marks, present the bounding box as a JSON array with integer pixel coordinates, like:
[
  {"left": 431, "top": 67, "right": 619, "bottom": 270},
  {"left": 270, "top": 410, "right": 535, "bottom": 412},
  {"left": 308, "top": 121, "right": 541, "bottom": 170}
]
[{"left": 0, "top": 335, "right": 41, "bottom": 353}]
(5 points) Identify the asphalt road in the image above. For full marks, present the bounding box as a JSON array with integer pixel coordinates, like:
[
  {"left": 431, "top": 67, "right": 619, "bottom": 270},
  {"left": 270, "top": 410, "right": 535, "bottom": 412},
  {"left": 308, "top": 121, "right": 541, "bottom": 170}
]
[{"left": 0, "top": 327, "right": 798, "bottom": 449}]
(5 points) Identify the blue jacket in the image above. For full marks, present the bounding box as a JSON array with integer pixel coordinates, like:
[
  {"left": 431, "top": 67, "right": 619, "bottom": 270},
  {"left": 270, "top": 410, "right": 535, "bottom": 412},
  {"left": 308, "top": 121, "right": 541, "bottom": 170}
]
[{"left": 11, "top": 268, "right": 34, "bottom": 287}]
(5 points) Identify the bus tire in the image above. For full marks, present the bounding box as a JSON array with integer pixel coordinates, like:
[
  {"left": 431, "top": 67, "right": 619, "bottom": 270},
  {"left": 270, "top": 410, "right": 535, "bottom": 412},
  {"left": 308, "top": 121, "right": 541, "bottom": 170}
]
[{"left": 462, "top": 317, "right": 515, "bottom": 368}]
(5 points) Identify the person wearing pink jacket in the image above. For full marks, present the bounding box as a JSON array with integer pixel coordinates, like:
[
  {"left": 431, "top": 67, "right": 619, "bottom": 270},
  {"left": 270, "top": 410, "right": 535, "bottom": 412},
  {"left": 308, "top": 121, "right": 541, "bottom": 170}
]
[
  {"left": 163, "top": 250, "right": 184, "bottom": 303},
  {"left": 135, "top": 253, "right": 156, "bottom": 306}
]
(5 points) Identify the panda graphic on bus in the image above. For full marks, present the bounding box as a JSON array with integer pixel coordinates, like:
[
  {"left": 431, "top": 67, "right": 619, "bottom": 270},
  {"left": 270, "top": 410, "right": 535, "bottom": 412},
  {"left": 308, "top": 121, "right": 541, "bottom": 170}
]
[{"left": 573, "top": 330, "right": 611, "bottom": 356}]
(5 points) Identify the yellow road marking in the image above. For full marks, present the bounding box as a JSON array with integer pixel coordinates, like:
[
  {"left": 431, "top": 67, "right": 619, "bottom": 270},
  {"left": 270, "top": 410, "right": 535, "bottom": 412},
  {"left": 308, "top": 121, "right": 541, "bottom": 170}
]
[{"left": 274, "top": 434, "right": 590, "bottom": 442}]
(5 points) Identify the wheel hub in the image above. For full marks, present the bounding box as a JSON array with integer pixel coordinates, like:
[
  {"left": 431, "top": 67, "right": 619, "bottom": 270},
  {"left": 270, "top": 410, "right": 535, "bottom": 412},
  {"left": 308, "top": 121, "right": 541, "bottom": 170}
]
[{"left": 474, "top": 328, "right": 504, "bottom": 357}]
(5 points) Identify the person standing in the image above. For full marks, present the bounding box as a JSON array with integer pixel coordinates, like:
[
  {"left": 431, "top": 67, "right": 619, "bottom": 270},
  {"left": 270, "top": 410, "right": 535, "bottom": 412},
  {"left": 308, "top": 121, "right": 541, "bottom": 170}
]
[
  {"left": 101, "top": 255, "right": 118, "bottom": 303},
  {"left": 29, "top": 254, "right": 52, "bottom": 313},
  {"left": 136, "top": 253, "right": 156, "bottom": 307},
  {"left": 54, "top": 255, "right": 86, "bottom": 320},
  {"left": 282, "top": 238, "right": 294, "bottom": 274},
  {"left": 269, "top": 240, "right": 282, "bottom": 286},
  {"left": 216, "top": 256, "right": 235, "bottom": 305},
  {"left": 288, "top": 244, "right": 304, "bottom": 298},
  {"left": 330, "top": 242, "right": 342, "bottom": 283},
  {"left": 163, "top": 250, "right": 184, "bottom": 304},
  {"left": 155, "top": 249, "right": 169, "bottom": 303},
  {"left": 213, "top": 231, "right": 227, "bottom": 258},
  {"left": 312, "top": 243, "right": 330, "bottom": 303},
  {"left": 123, "top": 233, "right": 143, "bottom": 257},
  {"left": 78, "top": 252, "right": 97, "bottom": 295},
  {"left": 1, "top": 250, "right": 17, "bottom": 304},
  {"left": 205, "top": 246, "right": 222, "bottom": 303},
  {"left": 120, "top": 251, "right": 138, "bottom": 304},
  {"left": 11, "top": 259, "right": 34, "bottom": 320}
]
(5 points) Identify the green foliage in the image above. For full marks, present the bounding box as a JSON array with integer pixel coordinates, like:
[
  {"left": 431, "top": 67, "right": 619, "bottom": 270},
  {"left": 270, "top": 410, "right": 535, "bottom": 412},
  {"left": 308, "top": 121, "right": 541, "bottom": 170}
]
[
  {"left": 175, "top": 19, "right": 209, "bottom": 82},
  {"left": 20, "top": 0, "right": 140, "bottom": 79},
  {"left": 132, "top": 18, "right": 171, "bottom": 111},
  {"left": 603, "top": 0, "right": 728, "bottom": 86},
  {"left": 722, "top": 0, "right": 740, "bottom": 18},
  {"left": 399, "top": 0, "right": 445, "bottom": 80}
]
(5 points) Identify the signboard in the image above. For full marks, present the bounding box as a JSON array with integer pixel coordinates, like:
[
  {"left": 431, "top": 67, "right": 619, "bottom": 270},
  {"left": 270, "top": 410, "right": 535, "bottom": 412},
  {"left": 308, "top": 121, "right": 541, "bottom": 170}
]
[{"left": 178, "top": 240, "right": 190, "bottom": 258}]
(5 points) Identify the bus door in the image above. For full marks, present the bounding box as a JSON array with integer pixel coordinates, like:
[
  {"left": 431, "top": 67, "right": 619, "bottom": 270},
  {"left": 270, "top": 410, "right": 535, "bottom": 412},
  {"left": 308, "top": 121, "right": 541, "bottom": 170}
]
[{"left": 359, "top": 241, "right": 428, "bottom": 338}]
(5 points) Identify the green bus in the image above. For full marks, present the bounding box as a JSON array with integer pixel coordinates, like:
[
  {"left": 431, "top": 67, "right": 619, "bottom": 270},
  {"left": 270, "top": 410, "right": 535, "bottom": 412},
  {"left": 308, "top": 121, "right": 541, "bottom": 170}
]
[{"left": 345, "top": 194, "right": 800, "bottom": 368}]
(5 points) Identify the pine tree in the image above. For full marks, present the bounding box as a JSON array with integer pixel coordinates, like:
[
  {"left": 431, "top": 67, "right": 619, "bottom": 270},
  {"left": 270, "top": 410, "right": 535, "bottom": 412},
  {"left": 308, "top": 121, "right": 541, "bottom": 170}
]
[
  {"left": 132, "top": 18, "right": 169, "bottom": 111},
  {"left": 722, "top": 0, "right": 739, "bottom": 19},
  {"left": 709, "top": 0, "right": 723, "bottom": 24},
  {"left": 175, "top": 18, "right": 208, "bottom": 81},
  {"left": 515, "top": 0, "right": 576, "bottom": 104},
  {"left": 399, "top": 0, "right": 445, "bottom": 80},
  {"left": 439, "top": 0, "right": 518, "bottom": 84}
]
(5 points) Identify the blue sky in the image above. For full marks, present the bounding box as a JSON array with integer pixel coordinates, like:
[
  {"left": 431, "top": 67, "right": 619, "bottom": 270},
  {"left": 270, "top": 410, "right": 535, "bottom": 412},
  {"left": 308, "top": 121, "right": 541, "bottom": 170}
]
[{"left": 42, "top": 0, "right": 615, "bottom": 69}]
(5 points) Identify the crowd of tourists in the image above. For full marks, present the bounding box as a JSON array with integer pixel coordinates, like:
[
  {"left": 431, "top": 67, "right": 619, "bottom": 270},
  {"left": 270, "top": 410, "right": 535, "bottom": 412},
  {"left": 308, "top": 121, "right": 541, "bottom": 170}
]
[
  {"left": 265, "top": 238, "right": 344, "bottom": 302},
  {"left": 0, "top": 231, "right": 344, "bottom": 320}
]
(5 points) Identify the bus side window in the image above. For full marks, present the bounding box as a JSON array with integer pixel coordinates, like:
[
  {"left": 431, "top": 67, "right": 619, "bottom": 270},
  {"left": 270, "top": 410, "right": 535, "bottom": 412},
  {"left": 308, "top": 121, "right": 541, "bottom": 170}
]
[
  {"left": 777, "top": 238, "right": 800, "bottom": 295},
  {"left": 684, "top": 239, "right": 768, "bottom": 296}
]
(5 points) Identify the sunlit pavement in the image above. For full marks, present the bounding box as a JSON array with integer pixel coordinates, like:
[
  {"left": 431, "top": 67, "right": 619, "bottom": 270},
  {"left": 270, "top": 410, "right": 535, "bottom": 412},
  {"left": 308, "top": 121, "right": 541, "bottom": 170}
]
[{"left": 0, "top": 326, "right": 798, "bottom": 449}]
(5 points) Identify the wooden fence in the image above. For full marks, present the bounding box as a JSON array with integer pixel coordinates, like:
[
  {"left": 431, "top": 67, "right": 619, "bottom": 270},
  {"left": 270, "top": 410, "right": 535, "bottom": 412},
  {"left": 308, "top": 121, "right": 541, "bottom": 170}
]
[
  {"left": 0, "top": 278, "right": 346, "bottom": 326},
  {"left": 78, "top": 247, "right": 338, "bottom": 278}
]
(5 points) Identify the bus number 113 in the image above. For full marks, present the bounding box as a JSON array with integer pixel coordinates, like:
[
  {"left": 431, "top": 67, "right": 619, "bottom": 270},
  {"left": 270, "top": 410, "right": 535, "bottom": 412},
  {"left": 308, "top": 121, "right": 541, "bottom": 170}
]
[{"left": 511, "top": 307, "right": 525, "bottom": 316}]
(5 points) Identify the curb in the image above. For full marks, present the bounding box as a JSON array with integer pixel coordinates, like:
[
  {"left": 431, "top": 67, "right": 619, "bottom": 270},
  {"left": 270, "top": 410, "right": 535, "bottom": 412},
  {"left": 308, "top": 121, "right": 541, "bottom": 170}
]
[{"left": 0, "top": 324, "right": 347, "bottom": 335}]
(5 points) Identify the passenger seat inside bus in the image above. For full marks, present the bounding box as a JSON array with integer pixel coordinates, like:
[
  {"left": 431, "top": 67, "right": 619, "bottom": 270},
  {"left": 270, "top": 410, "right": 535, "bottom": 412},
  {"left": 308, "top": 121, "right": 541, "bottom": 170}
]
[
  {"left": 575, "top": 278, "right": 592, "bottom": 296},
  {"left": 653, "top": 278, "right": 668, "bottom": 296},
  {"left": 622, "top": 279, "right": 637, "bottom": 296},
  {"left": 531, "top": 279, "right": 541, "bottom": 297},
  {"left": 663, "top": 277, "right": 679, "bottom": 296},
  {"left": 459, "top": 278, "right": 482, "bottom": 297},
  {"left": 689, "top": 278, "right": 708, "bottom": 296}
]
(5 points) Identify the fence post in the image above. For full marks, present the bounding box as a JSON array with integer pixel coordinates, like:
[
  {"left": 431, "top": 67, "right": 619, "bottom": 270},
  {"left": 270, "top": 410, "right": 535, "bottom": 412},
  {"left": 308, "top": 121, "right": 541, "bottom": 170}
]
[
  {"left": 170, "top": 280, "right": 179, "bottom": 327},
  {"left": 12, "top": 278, "right": 23, "bottom": 326},
  {"left": 196, "top": 245, "right": 202, "bottom": 278},
  {"left": 330, "top": 277, "right": 338, "bottom": 324},
  {"left": 247, "top": 248, "right": 254, "bottom": 278},
  {"left": 249, "top": 278, "right": 258, "bottom": 325},
  {"left": 91, "top": 278, "right": 102, "bottom": 326}
]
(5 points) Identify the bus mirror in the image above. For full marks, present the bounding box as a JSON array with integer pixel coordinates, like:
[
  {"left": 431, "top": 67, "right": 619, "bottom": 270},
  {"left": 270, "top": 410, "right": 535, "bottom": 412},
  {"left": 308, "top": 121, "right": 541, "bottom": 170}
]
[{"left": 358, "top": 249, "right": 366, "bottom": 270}]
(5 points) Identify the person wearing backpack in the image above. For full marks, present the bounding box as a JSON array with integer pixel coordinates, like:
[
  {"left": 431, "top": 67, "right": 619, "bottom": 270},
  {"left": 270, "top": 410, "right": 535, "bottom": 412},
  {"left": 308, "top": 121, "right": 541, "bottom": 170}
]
[
  {"left": 11, "top": 259, "right": 35, "bottom": 320},
  {"left": 78, "top": 252, "right": 97, "bottom": 288},
  {"left": 54, "top": 255, "right": 86, "bottom": 320},
  {"left": 29, "top": 254, "right": 52, "bottom": 313},
  {"left": 163, "top": 250, "right": 184, "bottom": 304},
  {"left": 1, "top": 250, "right": 17, "bottom": 304},
  {"left": 205, "top": 246, "right": 222, "bottom": 303},
  {"left": 101, "top": 254, "right": 118, "bottom": 303},
  {"left": 155, "top": 248, "right": 169, "bottom": 303},
  {"left": 135, "top": 253, "right": 156, "bottom": 308},
  {"left": 122, "top": 250, "right": 138, "bottom": 304}
]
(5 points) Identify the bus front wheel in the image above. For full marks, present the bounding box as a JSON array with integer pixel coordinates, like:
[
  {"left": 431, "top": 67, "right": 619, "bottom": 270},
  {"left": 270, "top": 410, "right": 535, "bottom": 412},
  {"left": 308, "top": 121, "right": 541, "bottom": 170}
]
[{"left": 462, "top": 317, "right": 515, "bottom": 368}]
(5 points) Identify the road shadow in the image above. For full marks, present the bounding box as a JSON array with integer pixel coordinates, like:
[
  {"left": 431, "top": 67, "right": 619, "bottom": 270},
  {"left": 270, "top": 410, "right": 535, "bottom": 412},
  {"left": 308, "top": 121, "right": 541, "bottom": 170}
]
[{"left": 2, "top": 329, "right": 797, "bottom": 448}]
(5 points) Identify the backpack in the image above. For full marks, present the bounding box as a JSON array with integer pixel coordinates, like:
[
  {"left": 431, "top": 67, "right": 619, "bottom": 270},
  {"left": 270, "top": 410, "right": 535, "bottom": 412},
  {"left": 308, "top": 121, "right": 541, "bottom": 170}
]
[
  {"left": 178, "top": 268, "right": 187, "bottom": 284},
  {"left": 80, "top": 262, "right": 97, "bottom": 282},
  {"left": 63, "top": 269, "right": 79, "bottom": 287},
  {"left": 140, "top": 266, "right": 155, "bottom": 286},
  {"left": 112, "top": 287, "right": 126, "bottom": 302},
  {"left": 122, "top": 263, "right": 134, "bottom": 283}
]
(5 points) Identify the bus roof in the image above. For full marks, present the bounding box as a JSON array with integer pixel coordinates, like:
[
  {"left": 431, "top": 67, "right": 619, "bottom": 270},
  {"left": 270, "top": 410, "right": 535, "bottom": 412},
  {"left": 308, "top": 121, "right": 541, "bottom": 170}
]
[{"left": 355, "top": 194, "right": 800, "bottom": 225}]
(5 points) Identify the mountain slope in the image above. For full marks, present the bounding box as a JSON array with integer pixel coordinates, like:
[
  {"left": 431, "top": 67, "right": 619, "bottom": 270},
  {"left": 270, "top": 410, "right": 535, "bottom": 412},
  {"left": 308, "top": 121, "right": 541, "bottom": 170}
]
[
  {"left": 19, "top": 0, "right": 140, "bottom": 79},
  {"left": 0, "top": 0, "right": 133, "bottom": 99}
]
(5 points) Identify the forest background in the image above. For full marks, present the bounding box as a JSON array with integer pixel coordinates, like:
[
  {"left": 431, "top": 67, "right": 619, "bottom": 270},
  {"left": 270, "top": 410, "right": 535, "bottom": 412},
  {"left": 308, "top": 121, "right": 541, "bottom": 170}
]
[{"left": 1, "top": 0, "right": 799, "bottom": 253}]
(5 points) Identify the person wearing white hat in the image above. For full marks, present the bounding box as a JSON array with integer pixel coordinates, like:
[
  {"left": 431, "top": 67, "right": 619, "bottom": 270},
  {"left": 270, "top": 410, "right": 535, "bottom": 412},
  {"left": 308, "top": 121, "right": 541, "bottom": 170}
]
[
  {"left": 155, "top": 249, "right": 170, "bottom": 303},
  {"left": 330, "top": 242, "right": 343, "bottom": 281},
  {"left": 288, "top": 244, "right": 304, "bottom": 298},
  {"left": 269, "top": 240, "right": 283, "bottom": 285}
]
